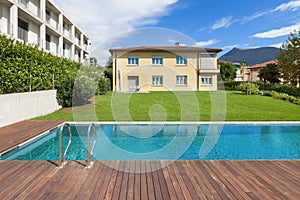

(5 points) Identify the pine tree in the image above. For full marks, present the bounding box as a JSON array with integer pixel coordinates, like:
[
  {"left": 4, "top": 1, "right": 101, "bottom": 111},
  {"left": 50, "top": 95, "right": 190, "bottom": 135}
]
[{"left": 278, "top": 29, "right": 300, "bottom": 86}]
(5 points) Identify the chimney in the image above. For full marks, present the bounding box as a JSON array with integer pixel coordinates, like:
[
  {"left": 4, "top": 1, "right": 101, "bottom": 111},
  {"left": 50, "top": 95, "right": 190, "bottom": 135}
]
[{"left": 175, "top": 42, "right": 180, "bottom": 47}]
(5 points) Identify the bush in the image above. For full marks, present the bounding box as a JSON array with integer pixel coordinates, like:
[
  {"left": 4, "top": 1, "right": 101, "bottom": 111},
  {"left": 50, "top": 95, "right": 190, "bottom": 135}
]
[
  {"left": 256, "top": 81, "right": 300, "bottom": 97},
  {"left": 56, "top": 77, "right": 75, "bottom": 107},
  {"left": 236, "top": 82, "right": 259, "bottom": 95},
  {"left": 271, "top": 91, "right": 300, "bottom": 104},
  {"left": 97, "top": 73, "right": 111, "bottom": 95},
  {"left": 223, "top": 81, "right": 243, "bottom": 90}
]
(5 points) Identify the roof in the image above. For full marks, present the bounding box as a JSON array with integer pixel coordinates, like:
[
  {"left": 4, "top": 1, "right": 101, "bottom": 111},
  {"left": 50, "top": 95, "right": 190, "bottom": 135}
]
[
  {"left": 109, "top": 46, "right": 222, "bottom": 54},
  {"left": 247, "top": 60, "right": 278, "bottom": 69}
]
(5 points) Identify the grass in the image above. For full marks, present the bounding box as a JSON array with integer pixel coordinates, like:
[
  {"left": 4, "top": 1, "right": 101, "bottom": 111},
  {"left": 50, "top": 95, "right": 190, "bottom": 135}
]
[{"left": 35, "top": 91, "right": 300, "bottom": 121}]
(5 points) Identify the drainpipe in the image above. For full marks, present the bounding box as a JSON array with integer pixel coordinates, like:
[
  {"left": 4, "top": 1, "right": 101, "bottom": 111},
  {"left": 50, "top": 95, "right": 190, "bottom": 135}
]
[
  {"left": 197, "top": 53, "right": 200, "bottom": 91},
  {"left": 114, "top": 53, "right": 117, "bottom": 91}
]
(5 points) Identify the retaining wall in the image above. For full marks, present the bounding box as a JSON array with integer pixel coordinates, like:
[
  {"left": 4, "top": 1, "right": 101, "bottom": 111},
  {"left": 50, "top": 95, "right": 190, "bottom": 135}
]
[{"left": 0, "top": 90, "right": 62, "bottom": 127}]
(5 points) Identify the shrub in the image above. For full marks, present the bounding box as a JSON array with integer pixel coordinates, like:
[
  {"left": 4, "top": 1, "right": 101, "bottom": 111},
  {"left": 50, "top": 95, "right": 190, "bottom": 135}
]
[
  {"left": 223, "top": 81, "right": 243, "bottom": 90},
  {"left": 97, "top": 73, "right": 111, "bottom": 95},
  {"left": 56, "top": 76, "right": 75, "bottom": 107},
  {"left": 271, "top": 91, "right": 300, "bottom": 104},
  {"left": 236, "top": 82, "right": 259, "bottom": 95}
]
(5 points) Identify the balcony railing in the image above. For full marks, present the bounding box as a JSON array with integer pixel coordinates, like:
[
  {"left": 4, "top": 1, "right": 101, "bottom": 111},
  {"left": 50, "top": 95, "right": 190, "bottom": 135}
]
[
  {"left": 18, "top": 0, "right": 41, "bottom": 18},
  {"left": 63, "top": 29, "right": 72, "bottom": 40},
  {"left": 18, "top": 27, "right": 28, "bottom": 42}
]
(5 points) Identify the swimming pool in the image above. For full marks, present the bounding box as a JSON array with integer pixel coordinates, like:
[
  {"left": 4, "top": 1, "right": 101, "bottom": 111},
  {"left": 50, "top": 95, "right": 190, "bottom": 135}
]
[{"left": 1, "top": 123, "right": 300, "bottom": 160}]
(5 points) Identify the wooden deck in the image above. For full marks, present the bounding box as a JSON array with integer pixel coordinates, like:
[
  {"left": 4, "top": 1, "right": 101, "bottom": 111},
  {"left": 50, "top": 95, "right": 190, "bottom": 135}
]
[
  {"left": 0, "top": 121, "right": 300, "bottom": 199},
  {"left": 0, "top": 120, "right": 64, "bottom": 154},
  {"left": 0, "top": 160, "right": 299, "bottom": 199}
]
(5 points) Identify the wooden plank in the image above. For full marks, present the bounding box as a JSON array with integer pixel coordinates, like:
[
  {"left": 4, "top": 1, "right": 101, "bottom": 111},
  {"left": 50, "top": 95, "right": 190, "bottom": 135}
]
[
  {"left": 134, "top": 160, "right": 141, "bottom": 200},
  {"left": 140, "top": 160, "right": 148, "bottom": 200},
  {"left": 161, "top": 161, "right": 178, "bottom": 200},
  {"left": 125, "top": 161, "right": 135, "bottom": 200},
  {"left": 145, "top": 161, "right": 155, "bottom": 200}
]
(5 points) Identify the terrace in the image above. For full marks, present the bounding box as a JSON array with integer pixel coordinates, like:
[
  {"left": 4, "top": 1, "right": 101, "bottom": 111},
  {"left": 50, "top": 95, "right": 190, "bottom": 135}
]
[{"left": 0, "top": 120, "right": 299, "bottom": 199}]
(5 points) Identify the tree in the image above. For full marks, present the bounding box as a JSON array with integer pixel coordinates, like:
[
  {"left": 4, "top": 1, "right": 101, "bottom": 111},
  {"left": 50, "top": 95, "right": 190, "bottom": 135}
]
[
  {"left": 278, "top": 29, "right": 300, "bottom": 86},
  {"left": 104, "top": 56, "right": 113, "bottom": 90},
  {"left": 258, "top": 64, "right": 281, "bottom": 84},
  {"left": 219, "top": 62, "right": 237, "bottom": 81},
  {"left": 241, "top": 58, "right": 247, "bottom": 66}
]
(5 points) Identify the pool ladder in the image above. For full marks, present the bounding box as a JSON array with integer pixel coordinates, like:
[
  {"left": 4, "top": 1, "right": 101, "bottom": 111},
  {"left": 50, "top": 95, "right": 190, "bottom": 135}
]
[
  {"left": 58, "top": 123, "right": 97, "bottom": 169},
  {"left": 58, "top": 123, "right": 72, "bottom": 168},
  {"left": 86, "top": 123, "right": 97, "bottom": 169}
]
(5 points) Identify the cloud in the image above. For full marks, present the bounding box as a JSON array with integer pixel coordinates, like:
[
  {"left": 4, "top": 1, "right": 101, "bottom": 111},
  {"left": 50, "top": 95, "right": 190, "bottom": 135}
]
[
  {"left": 253, "top": 24, "right": 300, "bottom": 38},
  {"left": 54, "top": 0, "right": 178, "bottom": 46},
  {"left": 221, "top": 44, "right": 239, "bottom": 50},
  {"left": 211, "top": 17, "right": 235, "bottom": 30},
  {"left": 273, "top": 0, "right": 300, "bottom": 11},
  {"left": 241, "top": 11, "right": 269, "bottom": 24},
  {"left": 194, "top": 39, "right": 218, "bottom": 47},
  {"left": 269, "top": 43, "right": 284, "bottom": 48}
]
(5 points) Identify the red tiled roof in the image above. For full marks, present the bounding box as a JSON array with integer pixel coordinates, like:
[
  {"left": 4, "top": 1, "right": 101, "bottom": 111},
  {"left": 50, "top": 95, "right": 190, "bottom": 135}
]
[
  {"left": 109, "top": 46, "right": 222, "bottom": 53},
  {"left": 247, "top": 60, "right": 278, "bottom": 69}
]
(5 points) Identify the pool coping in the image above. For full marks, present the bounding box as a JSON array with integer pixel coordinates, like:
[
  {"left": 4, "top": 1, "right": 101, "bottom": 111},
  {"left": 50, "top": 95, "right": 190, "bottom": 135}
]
[{"left": 65, "top": 121, "right": 300, "bottom": 125}]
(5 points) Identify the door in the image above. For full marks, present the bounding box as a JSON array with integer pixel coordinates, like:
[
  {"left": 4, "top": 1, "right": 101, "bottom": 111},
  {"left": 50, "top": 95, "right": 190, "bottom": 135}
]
[{"left": 128, "top": 76, "right": 139, "bottom": 92}]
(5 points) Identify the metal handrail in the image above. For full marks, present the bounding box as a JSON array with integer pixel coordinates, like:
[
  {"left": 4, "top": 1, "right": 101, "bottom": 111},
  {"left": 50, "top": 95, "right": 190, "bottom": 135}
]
[
  {"left": 86, "top": 123, "right": 97, "bottom": 169},
  {"left": 58, "top": 123, "right": 72, "bottom": 168}
]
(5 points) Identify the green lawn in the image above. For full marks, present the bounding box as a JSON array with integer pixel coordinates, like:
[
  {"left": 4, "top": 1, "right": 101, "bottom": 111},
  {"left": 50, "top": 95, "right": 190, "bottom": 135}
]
[{"left": 35, "top": 91, "right": 300, "bottom": 121}]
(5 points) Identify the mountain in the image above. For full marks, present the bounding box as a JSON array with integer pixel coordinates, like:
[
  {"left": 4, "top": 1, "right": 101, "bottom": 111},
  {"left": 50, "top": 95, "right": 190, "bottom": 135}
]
[{"left": 219, "top": 47, "right": 280, "bottom": 66}]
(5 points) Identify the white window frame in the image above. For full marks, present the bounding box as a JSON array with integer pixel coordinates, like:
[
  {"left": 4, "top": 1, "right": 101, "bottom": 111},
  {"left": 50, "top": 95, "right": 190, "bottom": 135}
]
[
  {"left": 201, "top": 75, "right": 212, "bottom": 86},
  {"left": 152, "top": 75, "right": 163, "bottom": 86},
  {"left": 128, "top": 56, "right": 139, "bottom": 66},
  {"left": 176, "top": 55, "right": 187, "bottom": 66},
  {"left": 176, "top": 75, "right": 188, "bottom": 86},
  {"left": 152, "top": 56, "right": 163, "bottom": 65}
]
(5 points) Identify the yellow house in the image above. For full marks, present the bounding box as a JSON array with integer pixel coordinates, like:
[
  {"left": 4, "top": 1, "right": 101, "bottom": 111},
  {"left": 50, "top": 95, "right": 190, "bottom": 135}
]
[{"left": 109, "top": 44, "right": 222, "bottom": 92}]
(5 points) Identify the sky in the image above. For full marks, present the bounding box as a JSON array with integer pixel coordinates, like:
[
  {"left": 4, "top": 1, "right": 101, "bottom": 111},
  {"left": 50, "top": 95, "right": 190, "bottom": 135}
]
[{"left": 54, "top": 0, "right": 300, "bottom": 65}]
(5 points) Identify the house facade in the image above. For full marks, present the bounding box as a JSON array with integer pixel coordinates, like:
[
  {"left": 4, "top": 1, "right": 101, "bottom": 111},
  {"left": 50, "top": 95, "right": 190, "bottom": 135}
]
[
  {"left": 0, "top": 0, "right": 89, "bottom": 63},
  {"left": 243, "top": 60, "right": 278, "bottom": 82},
  {"left": 109, "top": 45, "right": 222, "bottom": 92}
]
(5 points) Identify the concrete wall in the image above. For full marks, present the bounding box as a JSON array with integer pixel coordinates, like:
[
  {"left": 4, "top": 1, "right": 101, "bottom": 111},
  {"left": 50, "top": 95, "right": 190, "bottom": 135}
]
[{"left": 0, "top": 90, "right": 61, "bottom": 127}]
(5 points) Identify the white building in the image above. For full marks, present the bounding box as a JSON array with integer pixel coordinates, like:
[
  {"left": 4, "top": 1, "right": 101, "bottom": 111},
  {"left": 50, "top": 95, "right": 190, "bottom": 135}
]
[{"left": 0, "top": 0, "right": 89, "bottom": 63}]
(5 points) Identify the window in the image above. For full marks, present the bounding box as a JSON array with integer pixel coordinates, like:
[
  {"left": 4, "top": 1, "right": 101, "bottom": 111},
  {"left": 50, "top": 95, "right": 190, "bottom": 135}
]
[
  {"left": 18, "top": 18, "right": 28, "bottom": 41},
  {"left": 46, "top": 10, "right": 51, "bottom": 21},
  {"left": 176, "top": 55, "right": 187, "bottom": 65},
  {"left": 46, "top": 34, "right": 51, "bottom": 50},
  {"left": 128, "top": 56, "right": 139, "bottom": 65},
  {"left": 19, "top": 0, "right": 28, "bottom": 7},
  {"left": 152, "top": 76, "right": 163, "bottom": 86},
  {"left": 201, "top": 76, "right": 212, "bottom": 86},
  {"left": 176, "top": 76, "right": 187, "bottom": 86},
  {"left": 152, "top": 56, "right": 163, "bottom": 65}
]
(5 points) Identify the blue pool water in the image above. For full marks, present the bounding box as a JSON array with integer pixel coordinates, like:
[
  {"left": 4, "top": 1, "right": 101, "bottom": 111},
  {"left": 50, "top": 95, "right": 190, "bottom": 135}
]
[{"left": 1, "top": 123, "right": 300, "bottom": 160}]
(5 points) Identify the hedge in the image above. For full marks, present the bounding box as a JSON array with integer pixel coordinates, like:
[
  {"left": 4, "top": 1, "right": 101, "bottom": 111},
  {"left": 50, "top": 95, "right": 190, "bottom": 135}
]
[{"left": 0, "top": 34, "right": 110, "bottom": 107}]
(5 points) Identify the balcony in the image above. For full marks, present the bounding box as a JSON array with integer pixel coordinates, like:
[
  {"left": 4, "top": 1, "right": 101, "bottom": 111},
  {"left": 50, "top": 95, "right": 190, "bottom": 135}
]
[
  {"left": 18, "top": 27, "right": 28, "bottom": 42},
  {"left": 18, "top": 0, "right": 41, "bottom": 18}
]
